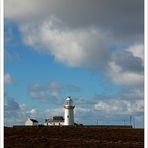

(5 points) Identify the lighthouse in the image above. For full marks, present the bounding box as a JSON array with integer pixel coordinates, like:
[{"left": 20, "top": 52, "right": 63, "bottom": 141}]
[{"left": 64, "top": 97, "right": 75, "bottom": 126}]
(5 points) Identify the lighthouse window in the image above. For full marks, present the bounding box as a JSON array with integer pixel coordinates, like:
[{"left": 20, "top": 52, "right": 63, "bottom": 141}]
[
  {"left": 67, "top": 115, "right": 69, "bottom": 118},
  {"left": 66, "top": 100, "right": 70, "bottom": 105}
]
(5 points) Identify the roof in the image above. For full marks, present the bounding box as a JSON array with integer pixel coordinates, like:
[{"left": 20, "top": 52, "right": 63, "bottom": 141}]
[
  {"left": 29, "top": 119, "right": 38, "bottom": 123},
  {"left": 53, "top": 116, "right": 64, "bottom": 121},
  {"left": 66, "top": 97, "right": 72, "bottom": 101}
]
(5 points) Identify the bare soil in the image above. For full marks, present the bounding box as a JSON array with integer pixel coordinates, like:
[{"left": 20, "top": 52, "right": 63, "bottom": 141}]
[{"left": 4, "top": 127, "right": 144, "bottom": 148}]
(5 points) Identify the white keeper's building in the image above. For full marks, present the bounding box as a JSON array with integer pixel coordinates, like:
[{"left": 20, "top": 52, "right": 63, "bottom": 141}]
[
  {"left": 44, "top": 116, "right": 64, "bottom": 126},
  {"left": 25, "top": 118, "right": 38, "bottom": 126}
]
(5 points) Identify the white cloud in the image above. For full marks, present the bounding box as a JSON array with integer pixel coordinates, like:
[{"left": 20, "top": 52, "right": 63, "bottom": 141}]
[
  {"left": 120, "top": 88, "right": 144, "bottom": 100},
  {"left": 20, "top": 18, "right": 109, "bottom": 68},
  {"left": 95, "top": 100, "right": 127, "bottom": 114},
  {"left": 28, "top": 82, "right": 62, "bottom": 103},
  {"left": 5, "top": 0, "right": 143, "bottom": 42},
  {"left": 28, "top": 82, "right": 80, "bottom": 103},
  {"left": 30, "top": 108, "right": 37, "bottom": 114},
  {"left": 94, "top": 99, "right": 144, "bottom": 115},
  {"left": 4, "top": 0, "right": 42, "bottom": 21},
  {"left": 19, "top": 104, "right": 28, "bottom": 110},
  {"left": 127, "top": 100, "right": 144, "bottom": 114},
  {"left": 20, "top": 18, "right": 144, "bottom": 86},
  {"left": 75, "top": 107, "right": 91, "bottom": 114},
  {"left": 126, "top": 44, "right": 144, "bottom": 62},
  {"left": 107, "top": 44, "right": 144, "bottom": 86},
  {"left": 108, "top": 62, "right": 144, "bottom": 85},
  {"left": 4, "top": 73, "right": 14, "bottom": 85},
  {"left": 4, "top": 98, "right": 20, "bottom": 111}
]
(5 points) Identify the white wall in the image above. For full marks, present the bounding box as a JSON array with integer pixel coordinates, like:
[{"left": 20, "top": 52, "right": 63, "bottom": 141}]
[
  {"left": 64, "top": 108, "right": 74, "bottom": 126},
  {"left": 44, "top": 121, "right": 64, "bottom": 126},
  {"left": 25, "top": 119, "right": 38, "bottom": 126}
]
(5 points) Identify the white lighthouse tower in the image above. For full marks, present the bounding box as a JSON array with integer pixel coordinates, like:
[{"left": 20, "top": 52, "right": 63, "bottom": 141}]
[{"left": 64, "top": 97, "right": 75, "bottom": 126}]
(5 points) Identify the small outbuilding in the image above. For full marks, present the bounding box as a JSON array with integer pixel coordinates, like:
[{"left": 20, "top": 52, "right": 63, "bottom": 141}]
[{"left": 25, "top": 118, "right": 38, "bottom": 126}]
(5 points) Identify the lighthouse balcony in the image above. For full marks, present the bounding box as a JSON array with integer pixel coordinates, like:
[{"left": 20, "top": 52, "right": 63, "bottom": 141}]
[{"left": 64, "top": 105, "right": 75, "bottom": 109}]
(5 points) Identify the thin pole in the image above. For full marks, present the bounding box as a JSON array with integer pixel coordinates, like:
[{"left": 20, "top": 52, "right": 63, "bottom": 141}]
[
  {"left": 124, "top": 120, "right": 125, "bottom": 126},
  {"left": 97, "top": 119, "right": 98, "bottom": 125},
  {"left": 133, "top": 117, "right": 135, "bottom": 128},
  {"left": 130, "top": 115, "right": 132, "bottom": 126}
]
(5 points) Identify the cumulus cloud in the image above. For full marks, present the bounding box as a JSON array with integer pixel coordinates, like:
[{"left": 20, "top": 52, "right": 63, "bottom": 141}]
[
  {"left": 94, "top": 99, "right": 144, "bottom": 115},
  {"left": 119, "top": 88, "right": 144, "bottom": 100},
  {"left": 74, "top": 97, "right": 143, "bottom": 126},
  {"left": 74, "top": 86, "right": 144, "bottom": 119},
  {"left": 4, "top": 73, "right": 14, "bottom": 85},
  {"left": 4, "top": 98, "right": 20, "bottom": 111},
  {"left": 107, "top": 44, "right": 144, "bottom": 86},
  {"left": 28, "top": 82, "right": 63, "bottom": 103},
  {"left": 19, "top": 17, "right": 144, "bottom": 86},
  {"left": 5, "top": 0, "right": 144, "bottom": 41},
  {"left": 126, "top": 44, "right": 144, "bottom": 62},
  {"left": 28, "top": 82, "right": 80, "bottom": 103},
  {"left": 112, "top": 50, "right": 143, "bottom": 74},
  {"left": 75, "top": 84, "right": 144, "bottom": 120},
  {"left": 20, "top": 18, "right": 109, "bottom": 68},
  {"left": 4, "top": 98, "right": 24, "bottom": 126},
  {"left": 108, "top": 61, "right": 144, "bottom": 85}
]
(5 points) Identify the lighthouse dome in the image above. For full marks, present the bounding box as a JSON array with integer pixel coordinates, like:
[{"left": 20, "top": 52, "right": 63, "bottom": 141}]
[
  {"left": 65, "top": 97, "right": 73, "bottom": 106},
  {"left": 66, "top": 97, "right": 72, "bottom": 101}
]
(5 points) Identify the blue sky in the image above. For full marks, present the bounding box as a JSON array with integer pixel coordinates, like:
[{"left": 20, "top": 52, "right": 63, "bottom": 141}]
[{"left": 4, "top": 0, "right": 144, "bottom": 127}]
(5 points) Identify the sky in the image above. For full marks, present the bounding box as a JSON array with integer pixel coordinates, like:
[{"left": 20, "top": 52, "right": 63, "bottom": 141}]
[{"left": 4, "top": 0, "right": 144, "bottom": 127}]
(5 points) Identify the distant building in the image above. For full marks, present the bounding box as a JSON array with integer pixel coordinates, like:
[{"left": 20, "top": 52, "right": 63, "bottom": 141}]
[
  {"left": 44, "top": 116, "right": 64, "bottom": 126},
  {"left": 25, "top": 118, "right": 38, "bottom": 126}
]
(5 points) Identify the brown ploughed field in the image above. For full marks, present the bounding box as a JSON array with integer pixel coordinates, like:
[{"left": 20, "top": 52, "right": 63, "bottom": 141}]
[{"left": 4, "top": 126, "right": 144, "bottom": 148}]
